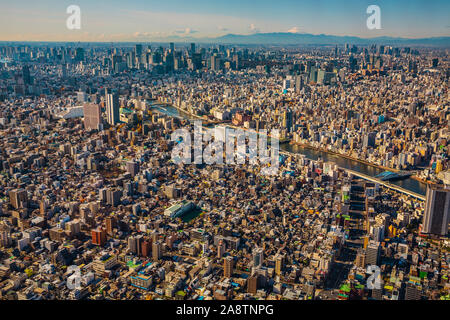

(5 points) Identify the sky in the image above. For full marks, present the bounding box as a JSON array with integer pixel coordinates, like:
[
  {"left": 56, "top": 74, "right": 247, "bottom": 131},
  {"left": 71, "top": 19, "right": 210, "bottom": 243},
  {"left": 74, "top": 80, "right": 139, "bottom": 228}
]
[{"left": 0, "top": 0, "right": 449, "bottom": 42}]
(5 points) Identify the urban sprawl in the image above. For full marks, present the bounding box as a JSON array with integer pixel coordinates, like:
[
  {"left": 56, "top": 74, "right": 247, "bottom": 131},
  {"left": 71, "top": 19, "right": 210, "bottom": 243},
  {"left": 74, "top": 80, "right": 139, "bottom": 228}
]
[{"left": 0, "top": 42, "right": 448, "bottom": 300}]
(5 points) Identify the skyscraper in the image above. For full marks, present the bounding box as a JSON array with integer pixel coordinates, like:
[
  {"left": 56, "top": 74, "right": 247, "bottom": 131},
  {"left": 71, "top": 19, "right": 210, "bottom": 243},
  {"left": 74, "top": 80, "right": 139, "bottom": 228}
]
[
  {"left": 135, "top": 234, "right": 144, "bottom": 256},
  {"left": 83, "top": 103, "right": 102, "bottom": 131},
  {"left": 275, "top": 254, "right": 284, "bottom": 275},
  {"left": 282, "top": 108, "right": 293, "bottom": 132},
  {"left": 106, "top": 189, "right": 122, "bottom": 207},
  {"left": 192, "top": 53, "right": 203, "bottom": 70},
  {"left": 224, "top": 256, "right": 233, "bottom": 278},
  {"left": 295, "top": 75, "right": 304, "bottom": 93},
  {"left": 210, "top": 55, "right": 220, "bottom": 71},
  {"left": 0, "top": 230, "right": 11, "bottom": 248},
  {"left": 217, "top": 240, "right": 225, "bottom": 258},
  {"left": 128, "top": 236, "right": 137, "bottom": 253},
  {"left": 141, "top": 239, "right": 151, "bottom": 257},
  {"left": 105, "top": 216, "right": 116, "bottom": 236},
  {"left": 106, "top": 92, "right": 120, "bottom": 125},
  {"left": 232, "top": 54, "right": 239, "bottom": 70},
  {"left": 365, "top": 241, "right": 381, "bottom": 266},
  {"left": 363, "top": 132, "right": 377, "bottom": 148},
  {"left": 152, "top": 241, "right": 161, "bottom": 261},
  {"left": 253, "top": 247, "right": 263, "bottom": 268},
  {"left": 91, "top": 228, "right": 106, "bottom": 246},
  {"left": 135, "top": 44, "right": 142, "bottom": 58},
  {"left": 247, "top": 275, "right": 258, "bottom": 294},
  {"left": 126, "top": 160, "right": 140, "bottom": 177},
  {"left": 22, "top": 65, "right": 31, "bottom": 85},
  {"left": 422, "top": 185, "right": 450, "bottom": 236},
  {"left": 9, "top": 189, "right": 28, "bottom": 209}
]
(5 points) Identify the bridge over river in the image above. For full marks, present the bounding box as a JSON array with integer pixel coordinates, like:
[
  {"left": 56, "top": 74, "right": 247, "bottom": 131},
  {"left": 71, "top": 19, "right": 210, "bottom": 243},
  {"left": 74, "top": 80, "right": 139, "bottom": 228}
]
[{"left": 280, "top": 151, "right": 426, "bottom": 201}]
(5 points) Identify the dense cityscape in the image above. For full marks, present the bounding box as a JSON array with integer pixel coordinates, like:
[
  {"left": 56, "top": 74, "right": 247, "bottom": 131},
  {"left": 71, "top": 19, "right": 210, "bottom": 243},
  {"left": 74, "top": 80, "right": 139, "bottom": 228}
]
[{"left": 0, "top": 40, "right": 448, "bottom": 302}]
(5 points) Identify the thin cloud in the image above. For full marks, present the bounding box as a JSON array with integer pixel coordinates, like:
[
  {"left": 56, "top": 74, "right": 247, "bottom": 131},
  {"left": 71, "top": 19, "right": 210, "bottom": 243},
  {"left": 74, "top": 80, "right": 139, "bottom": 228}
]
[
  {"left": 175, "top": 28, "right": 198, "bottom": 35},
  {"left": 287, "top": 27, "right": 301, "bottom": 33},
  {"left": 133, "top": 31, "right": 168, "bottom": 38},
  {"left": 249, "top": 24, "right": 260, "bottom": 33}
]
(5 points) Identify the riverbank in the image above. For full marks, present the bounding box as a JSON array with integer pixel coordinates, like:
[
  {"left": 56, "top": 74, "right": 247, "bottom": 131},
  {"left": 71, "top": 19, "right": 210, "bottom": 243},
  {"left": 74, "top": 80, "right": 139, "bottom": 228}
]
[
  {"left": 289, "top": 142, "right": 430, "bottom": 195},
  {"left": 290, "top": 141, "right": 400, "bottom": 170},
  {"left": 149, "top": 102, "right": 428, "bottom": 195},
  {"left": 410, "top": 175, "right": 431, "bottom": 185},
  {"left": 282, "top": 145, "right": 426, "bottom": 201},
  {"left": 289, "top": 141, "right": 431, "bottom": 184}
]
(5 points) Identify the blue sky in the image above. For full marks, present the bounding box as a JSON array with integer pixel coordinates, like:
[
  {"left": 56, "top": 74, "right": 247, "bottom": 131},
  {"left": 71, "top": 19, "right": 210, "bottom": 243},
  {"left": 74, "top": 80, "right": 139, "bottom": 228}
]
[{"left": 0, "top": 0, "right": 448, "bottom": 41}]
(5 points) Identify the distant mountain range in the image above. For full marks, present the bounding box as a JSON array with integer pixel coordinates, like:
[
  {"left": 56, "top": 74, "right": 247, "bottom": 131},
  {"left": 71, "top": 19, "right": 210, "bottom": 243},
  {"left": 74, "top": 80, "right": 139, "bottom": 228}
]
[
  {"left": 3, "top": 32, "right": 449, "bottom": 47},
  {"left": 183, "top": 32, "right": 450, "bottom": 46}
]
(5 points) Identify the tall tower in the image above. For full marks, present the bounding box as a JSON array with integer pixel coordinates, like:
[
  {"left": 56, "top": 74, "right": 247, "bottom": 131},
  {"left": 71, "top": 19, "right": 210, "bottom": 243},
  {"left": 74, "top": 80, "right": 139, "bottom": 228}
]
[
  {"left": 106, "top": 92, "right": 119, "bottom": 125},
  {"left": 152, "top": 241, "right": 161, "bottom": 261},
  {"left": 217, "top": 240, "right": 225, "bottom": 258},
  {"left": 422, "top": 185, "right": 450, "bottom": 236},
  {"left": 22, "top": 65, "right": 31, "bottom": 85},
  {"left": 365, "top": 241, "right": 381, "bottom": 266},
  {"left": 282, "top": 108, "right": 293, "bottom": 132},
  {"left": 295, "top": 75, "right": 303, "bottom": 93},
  {"left": 224, "top": 256, "right": 234, "bottom": 278},
  {"left": 275, "top": 254, "right": 284, "bottom": 275},
  {"left": 253, "top": 247, "right": 263, "bottom": 268},
  {"left": 135, "top": 44, "right": 142, "bottom": 57},
  {"left": 91, "top": 228, "right": 106, "bottom": 246},
  {"left": 105, "top": 216, "right": 116, "bottom": 236}
]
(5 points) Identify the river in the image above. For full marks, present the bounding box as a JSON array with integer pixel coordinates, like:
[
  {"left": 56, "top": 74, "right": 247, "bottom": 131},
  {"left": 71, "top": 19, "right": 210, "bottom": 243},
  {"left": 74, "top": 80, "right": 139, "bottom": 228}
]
[{"left": 151, "top": 103, "right": 428, "bottom": 196}]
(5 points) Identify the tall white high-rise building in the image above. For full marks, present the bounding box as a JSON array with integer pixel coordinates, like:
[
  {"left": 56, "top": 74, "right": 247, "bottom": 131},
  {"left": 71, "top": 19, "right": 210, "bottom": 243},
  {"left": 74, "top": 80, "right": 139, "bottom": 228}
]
[
  {"left": 77, "top": 90, "right": 88, "bottom": 103},
  {"left": 106, "top": 93, "right": 119, "bottom": 125}
]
